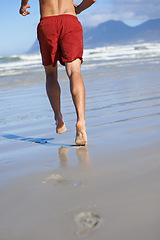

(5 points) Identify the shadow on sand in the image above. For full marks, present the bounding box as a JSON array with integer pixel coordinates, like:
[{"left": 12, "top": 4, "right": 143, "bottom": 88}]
[
  {"left": 1, "top": 133, "right": 90, "bottom": 165},
  {"left": 0, "top": 133, "right": 89, "bottom": 148},
  {"left": 1, "top": 133, "right": 55, "bottom": 145}
]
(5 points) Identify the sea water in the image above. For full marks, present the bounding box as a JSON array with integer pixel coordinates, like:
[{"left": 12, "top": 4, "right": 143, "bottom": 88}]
[{"left": 0, "top": 43, "right": 160, "bottom": 84}]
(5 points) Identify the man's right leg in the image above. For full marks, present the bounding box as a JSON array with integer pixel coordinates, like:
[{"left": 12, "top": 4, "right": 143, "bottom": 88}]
[{"left": 45, "top": 65, "right": 66, "bottom": 134}]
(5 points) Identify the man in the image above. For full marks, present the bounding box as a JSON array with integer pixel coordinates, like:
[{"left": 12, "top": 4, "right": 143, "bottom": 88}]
[{"left": 19, "top": 0, "right": 96, "bottom": 146}]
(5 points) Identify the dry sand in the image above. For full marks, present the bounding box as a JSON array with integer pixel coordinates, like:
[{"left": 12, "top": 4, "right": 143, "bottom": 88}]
[{"left": 0, "top": 62, "right": 160, "bottom": 240}]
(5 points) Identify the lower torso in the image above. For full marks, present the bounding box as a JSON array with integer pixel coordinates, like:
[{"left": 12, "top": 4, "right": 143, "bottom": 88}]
[{"left": 39, "top": 0, "right": 76, "bottom": 18}]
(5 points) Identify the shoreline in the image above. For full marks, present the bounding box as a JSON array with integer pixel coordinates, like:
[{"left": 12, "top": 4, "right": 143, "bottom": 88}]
[{"left": 0, "top": 52, "right": 160, "bottom": 239}]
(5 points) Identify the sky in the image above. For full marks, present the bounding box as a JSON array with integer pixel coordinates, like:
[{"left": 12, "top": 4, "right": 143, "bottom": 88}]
[{"left": 0, "top": 0, "right": 160, "bottom": 56}]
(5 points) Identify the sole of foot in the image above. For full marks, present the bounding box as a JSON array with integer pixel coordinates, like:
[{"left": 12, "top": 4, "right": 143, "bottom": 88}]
[{"left": 75, "top": 123, "right": 87, "bottom": 146}]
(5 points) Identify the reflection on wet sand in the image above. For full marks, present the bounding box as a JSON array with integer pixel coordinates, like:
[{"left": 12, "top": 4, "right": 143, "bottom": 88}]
[
  {"left": 58, "top": 147, "right": 69, "bottom": 167},
  {"left": 59, "top": 146, "right": 90, "bottom": 167}
]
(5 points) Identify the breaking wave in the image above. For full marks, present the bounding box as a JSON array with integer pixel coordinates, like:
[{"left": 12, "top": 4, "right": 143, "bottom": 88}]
[{"left": 0, "top": 43, "right": 160, "bottom": 77}]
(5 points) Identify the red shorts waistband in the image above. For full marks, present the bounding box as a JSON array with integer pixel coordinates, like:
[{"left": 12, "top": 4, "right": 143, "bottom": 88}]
[{"left": 40, "top": 14, "right": 78, "bottom": 21}]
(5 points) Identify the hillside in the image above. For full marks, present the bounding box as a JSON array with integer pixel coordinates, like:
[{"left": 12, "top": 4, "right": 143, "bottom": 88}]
[{"left": 27, "top": 18, "right": 160, "bottom": 53}]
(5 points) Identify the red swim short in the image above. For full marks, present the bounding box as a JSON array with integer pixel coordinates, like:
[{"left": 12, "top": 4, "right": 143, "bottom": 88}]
[{"left": 37, "top": 14, "right": 83, "bottom": 67}]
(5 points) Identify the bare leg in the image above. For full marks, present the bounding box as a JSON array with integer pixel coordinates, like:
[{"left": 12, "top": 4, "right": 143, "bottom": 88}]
[
  {"left": 65, "top": 59, "right": 87, "bottom": 145},
  {"left": 45, "top": 65, "right": 66, "bottom": 134}
]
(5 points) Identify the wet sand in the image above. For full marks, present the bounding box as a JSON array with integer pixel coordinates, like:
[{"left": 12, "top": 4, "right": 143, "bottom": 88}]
[{"left": 0, "top": 62, "right": 160, "bottom": 239}]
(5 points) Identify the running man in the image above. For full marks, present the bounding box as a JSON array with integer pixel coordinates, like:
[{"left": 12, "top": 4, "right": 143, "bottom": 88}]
[{"left": 19, "top": 0, "right": 96, "bottom": 146}]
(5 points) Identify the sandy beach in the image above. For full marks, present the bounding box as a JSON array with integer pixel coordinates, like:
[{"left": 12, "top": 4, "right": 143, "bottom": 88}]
[{"left": 0, "top": 44, "right": 160, "bottom": 239}]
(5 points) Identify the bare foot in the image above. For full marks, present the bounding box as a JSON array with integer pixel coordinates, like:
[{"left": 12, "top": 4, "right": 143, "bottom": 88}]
[
  {"left": 56, "top": 119, "right": 67, "bottom": 134},
  {"left": 75, "top": 122, "right": 87, "bottom": 146}
]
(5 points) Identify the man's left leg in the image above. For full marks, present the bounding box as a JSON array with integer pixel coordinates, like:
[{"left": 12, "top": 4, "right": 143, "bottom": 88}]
[
  {"left": 65, "top": 59, "right": 87, "bottom": 146},
  {"left": 45, "top": 64, "right": 67, "bottom": 134}
]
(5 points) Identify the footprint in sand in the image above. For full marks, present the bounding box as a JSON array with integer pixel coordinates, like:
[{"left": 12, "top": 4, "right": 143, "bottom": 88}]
[
  {"left": 74, "top": 211, "right": 104, "bottom": 236},
  {"left": 42, "top": 174, "right": 68, "bottom": 185},
  {"left": 42, "top": 174, "right": 82, "bottom": 188}
]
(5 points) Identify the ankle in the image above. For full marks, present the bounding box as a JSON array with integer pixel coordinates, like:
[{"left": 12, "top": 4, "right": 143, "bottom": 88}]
[
  {"left": 76, "top": 120, "right": 86, "bottom": 129},
  {"left": 55, "top": 112, "right": 63, "bottom": 122}
]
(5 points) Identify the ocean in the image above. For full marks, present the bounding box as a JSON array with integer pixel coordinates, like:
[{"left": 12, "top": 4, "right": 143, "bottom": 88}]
[
  {"left": 1, "top": 42, "right": 160, "bottom": 240},
  {"left": 0, "top": 42, "right": 160, "bottom": 87}
]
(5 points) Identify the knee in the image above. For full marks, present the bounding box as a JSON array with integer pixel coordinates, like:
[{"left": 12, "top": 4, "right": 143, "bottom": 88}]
[
  {"left": 46, "top": 72, "right": 56, "bottom": 80},
  {"left": 46, "top": 73, "right": 57, "bottom": 86},
  {"left": 65, "top": 59, "right": 81, "bottom": 79},
  {"left": 71, "top": 71, "right": 81, "bottom": 79}
]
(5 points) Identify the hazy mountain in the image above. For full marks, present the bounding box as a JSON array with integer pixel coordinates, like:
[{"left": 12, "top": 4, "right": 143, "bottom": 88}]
[
  {"left": 84, "top": 18, "right": 160, "bottom": 48},
  {"left": 27, "top": 18, "right": 160, "bottom": 53}
]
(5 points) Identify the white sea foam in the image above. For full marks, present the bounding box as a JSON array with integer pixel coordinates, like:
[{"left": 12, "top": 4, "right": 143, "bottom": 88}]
[
  {"left": 83, "top": 43, "right": 160, "bottom": 62},
  {"left": 0, "top": 53, "right": 42, "bottom": 77},
  {"left": 19, "top": 54, "right": 41, "bottom": 61},
  {"left": 0, "top": 43, "right": 160, "bottom": 77}
]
